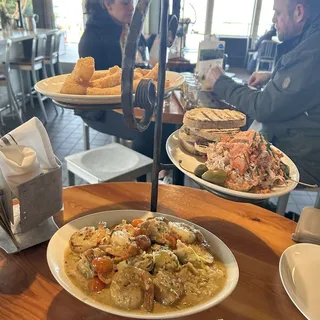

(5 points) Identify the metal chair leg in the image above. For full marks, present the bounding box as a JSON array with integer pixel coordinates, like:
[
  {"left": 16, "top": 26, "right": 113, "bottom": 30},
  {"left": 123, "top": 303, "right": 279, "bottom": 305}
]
[
  {"left": 315, "top": 193, "right": 320, "bottom": 209},
  {"left": 50, "top": 61, "right": 55, "bottom": 77},
  {"left": 26, "top": 71, "right": 35, "bottom": 109},
  {"left": 56, "top": 60, "right": 63, "bottom": 75},
  {"left": 83, "top": 122, "right": 90, "bottom": 150},
  {"left": 18, "top": 70, "right": 26, "bottom": 114},
  {"left": 7, "top": 80, "right": 23, "bottom": 124},
  {"left": 68, "top": 171, "right": 75, "bottom": 186},
  {"left": 276, "top": 193, "right": 290, "bottom": 216},
  {"left": 31, "top": 69, "right": 48, "bottom": 124},
  {"left": 42, "top": 62, "right": 48, "bottom": 79}
]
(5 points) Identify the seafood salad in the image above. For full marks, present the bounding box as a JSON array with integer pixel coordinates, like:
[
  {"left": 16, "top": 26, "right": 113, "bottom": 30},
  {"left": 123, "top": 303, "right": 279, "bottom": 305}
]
[
  {"left": 202, "top": 130, "right": 289, "bottom": 193},
  {"left": 64, "top": 217, "right": 226, "bottom": 313}
]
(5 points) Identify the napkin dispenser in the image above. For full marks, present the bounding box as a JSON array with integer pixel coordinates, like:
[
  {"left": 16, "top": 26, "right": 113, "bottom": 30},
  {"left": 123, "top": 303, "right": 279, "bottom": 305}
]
[
  {"left": 292, "top": 207, "right": 320, "bottom": 245},
  {"left": 18, "top": 159, "right": 62, "bottom": 233},
  {"left": 0, "top": 158, "right": 62, "bottom": 253}
]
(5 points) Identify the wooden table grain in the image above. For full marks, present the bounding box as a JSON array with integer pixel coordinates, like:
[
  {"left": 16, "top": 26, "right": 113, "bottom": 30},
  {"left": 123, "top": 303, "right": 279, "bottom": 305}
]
[{"left": 0, "top": 183, "right": 303, "bottom": 320}]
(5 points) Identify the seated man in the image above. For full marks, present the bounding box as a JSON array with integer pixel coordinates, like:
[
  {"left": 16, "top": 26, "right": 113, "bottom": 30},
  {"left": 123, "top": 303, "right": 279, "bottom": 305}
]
[{"left": 205, "top": 0, "right": 320, "bottom": 186}]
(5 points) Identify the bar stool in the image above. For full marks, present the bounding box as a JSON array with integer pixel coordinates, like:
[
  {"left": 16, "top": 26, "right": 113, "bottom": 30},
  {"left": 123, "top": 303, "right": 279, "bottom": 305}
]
[
  {"left": 44, "top": 31, "right": 63, "bottom": 77},
  {"left": 10, "top": 34, "right": 50, "bottom": 123},
  {"left": 0, "top": 39, "right": 23, "bottom": 126}
]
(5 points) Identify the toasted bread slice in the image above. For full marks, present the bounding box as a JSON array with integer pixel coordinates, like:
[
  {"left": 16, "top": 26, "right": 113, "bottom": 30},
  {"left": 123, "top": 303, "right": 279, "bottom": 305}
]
[
  {"left": 183, "top": 108, "right": 246, "bottom": 129},
  {"left": 187, "top": 126, "right": 240, "bottom": 141}
]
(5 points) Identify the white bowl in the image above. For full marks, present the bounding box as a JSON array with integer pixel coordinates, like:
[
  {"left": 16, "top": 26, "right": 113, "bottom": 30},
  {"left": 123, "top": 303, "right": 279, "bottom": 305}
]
[
  {"left": 279, "top": 243, "right": 320, "bottom": 320},
  {"left": 47, "top": 210, "right": 239, "bottom": 319}
]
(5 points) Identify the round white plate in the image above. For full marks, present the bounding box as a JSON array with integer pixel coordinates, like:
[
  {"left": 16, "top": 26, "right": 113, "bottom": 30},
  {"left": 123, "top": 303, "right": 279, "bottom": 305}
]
[
  {"left": 166, "top": 130, "right": 299, "bottom": 200},
  {"left": 279, "top": 243, "right": 320, "bottom": 320},
  {"left": 35, "top": 71, "right": 185, "bottom": 105},
  {"left": 47, "top": 210, "right": 239, "bottom": 319}
]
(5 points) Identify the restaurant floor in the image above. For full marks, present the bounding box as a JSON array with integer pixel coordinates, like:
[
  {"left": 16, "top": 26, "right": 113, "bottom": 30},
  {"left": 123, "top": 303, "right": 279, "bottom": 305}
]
[{"left": 1, "top": 99, "right": 317, "bottom": 216}]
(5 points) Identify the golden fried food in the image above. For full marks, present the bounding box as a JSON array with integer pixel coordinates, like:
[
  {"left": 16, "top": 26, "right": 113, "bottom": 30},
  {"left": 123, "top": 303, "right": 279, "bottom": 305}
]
[
  {"left": 72, "top": 57, "right": 95, "bottom": 83},
  {"left": 142, "top": 63, "right": 159, "bottom": 80},
  {"left": 90, "top": 71, "right": 122, "bottom": 88},
  {"left": 87, "top": 86, "right": 122, "bottom": 95},
  {"left": 60, "top": 75, "right": 88, "bottom": 95},
  {"left": 135, "top": 68, "right": 150, "bottom": 76},
  {"left": 60, "top": 59, "right": 172, "bottom": 97},
  {"left": 133, "top": 71, "right": 143, "bottom": 80},
  {"left": 109, "top": 65, "right": 121, "bottom": 75},
  {"left": 90, "top": 70, "right": 110, "bottom": 81}
]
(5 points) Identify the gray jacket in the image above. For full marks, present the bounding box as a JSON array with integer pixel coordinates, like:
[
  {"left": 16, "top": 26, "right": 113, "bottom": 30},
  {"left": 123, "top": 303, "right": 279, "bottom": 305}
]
[{"left": 214, "top": 15, "right": 320, "bottom": 185}]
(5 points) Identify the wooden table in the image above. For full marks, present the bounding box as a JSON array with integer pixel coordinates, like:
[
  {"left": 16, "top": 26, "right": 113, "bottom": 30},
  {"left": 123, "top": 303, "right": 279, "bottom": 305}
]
[
  {"left": 114, "top": 91, "right": 184, "bottom": 125},
  {"left": 0, "top": 183, "right": 303, "bottom": 320}
]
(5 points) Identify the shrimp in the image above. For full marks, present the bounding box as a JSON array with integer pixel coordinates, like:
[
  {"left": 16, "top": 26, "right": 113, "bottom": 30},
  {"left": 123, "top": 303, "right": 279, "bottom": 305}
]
[
  {"left": 153, "top": 270, "right": 184, "bottom": 306},
  {"left": 70, "top": 221, "right": 110, "bottom": 253},
  {"left": 101, "top": 230, "right": 140, "bottom": 257},
  {"left": 138, "top": 217, "right": 171, "bottom": 245},
  {"left": 110, "top": 266, "right": 154, "bottom": 311},
  {"left": 169, "top": 222, "right": 206, "bottom": 245}
]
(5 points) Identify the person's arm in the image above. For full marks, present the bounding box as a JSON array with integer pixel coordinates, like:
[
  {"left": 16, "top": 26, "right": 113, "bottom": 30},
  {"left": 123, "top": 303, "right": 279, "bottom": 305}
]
[{"left": 213, "top": 51, "right": 320, "bottom": 123}]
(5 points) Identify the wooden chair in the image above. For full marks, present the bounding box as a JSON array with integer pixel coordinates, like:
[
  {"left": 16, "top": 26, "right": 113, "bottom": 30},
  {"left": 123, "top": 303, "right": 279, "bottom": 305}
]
[{"left": 0, "top": 39, "right": 23, "bottom": 126}]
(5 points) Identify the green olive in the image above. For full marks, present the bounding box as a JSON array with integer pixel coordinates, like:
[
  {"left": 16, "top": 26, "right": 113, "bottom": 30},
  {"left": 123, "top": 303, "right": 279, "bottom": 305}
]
[
  {"left": 194, "top": 164, "right": 208, "bottom": 178},
  {"left": 201, "top": 169, "right": 228, "bottom": 185}
]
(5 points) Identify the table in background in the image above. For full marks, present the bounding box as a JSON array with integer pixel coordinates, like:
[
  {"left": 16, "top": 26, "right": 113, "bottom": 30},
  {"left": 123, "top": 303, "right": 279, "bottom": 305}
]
[
  {"left": 0, "top": 183, "right": 303, "bottom": 320},
  {"left": 0, "top": 28, "right": 57, "bottom": 44},
  {"left": 114, "top": 90, "right": 184, "bottom": 125}
]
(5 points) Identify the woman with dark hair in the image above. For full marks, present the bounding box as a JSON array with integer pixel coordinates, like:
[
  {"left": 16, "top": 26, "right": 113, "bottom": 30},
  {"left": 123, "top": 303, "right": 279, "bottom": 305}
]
[{"left": 77, "top": 0, "right": 175, "bottom": 175}]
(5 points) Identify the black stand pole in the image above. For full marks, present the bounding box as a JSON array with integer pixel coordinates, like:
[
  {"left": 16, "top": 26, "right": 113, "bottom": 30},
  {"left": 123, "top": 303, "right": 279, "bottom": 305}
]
[
  {"left": 150, "top": 0, "right": 169, "bottom": 212},
  {"left": 121, "top": 0, "right": 180, "bottom": 213},
  {"left": 17, "top": 0, "right": 24, "bottom": 29}
]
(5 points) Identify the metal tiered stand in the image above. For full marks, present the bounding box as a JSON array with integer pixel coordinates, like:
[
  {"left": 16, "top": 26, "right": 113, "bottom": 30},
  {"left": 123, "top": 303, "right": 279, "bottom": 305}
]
[
  {"left": 52, "top": 0, "right": 264, "bottom": 206},
  {"left": 53, "top": 0, "right": 181, "bottom": 212}
]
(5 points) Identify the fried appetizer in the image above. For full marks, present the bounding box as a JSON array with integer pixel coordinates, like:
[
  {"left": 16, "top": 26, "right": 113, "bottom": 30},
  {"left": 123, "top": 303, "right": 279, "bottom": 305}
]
[
  {"left": 90, "top": 70, "right": 110, "bottom": 81},
  {"left": 60, "top": 75, "right": 87, "bottom": 95},
  {"left": 72, "top": 57, "right": 95, "bottom": 83}
]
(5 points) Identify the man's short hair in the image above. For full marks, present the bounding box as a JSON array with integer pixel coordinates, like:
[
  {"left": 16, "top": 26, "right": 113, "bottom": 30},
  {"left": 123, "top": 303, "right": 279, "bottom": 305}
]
[{"left": 288, "top": 0, "right": 320, "bottom": 18}]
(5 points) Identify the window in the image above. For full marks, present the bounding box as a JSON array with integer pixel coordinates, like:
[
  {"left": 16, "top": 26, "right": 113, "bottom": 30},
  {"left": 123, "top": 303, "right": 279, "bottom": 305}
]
[
  {"left": 53, "top": 0, "right": 84, "bottom": 43},
  {"left": 211, "top": 0, "right": 255, "bottom": 36},
  {"left": 181, "top": 1, "right": 207, "bottom": 50},
  {"left": 258, "top": 0, "right": 274, "bottom": 36}
]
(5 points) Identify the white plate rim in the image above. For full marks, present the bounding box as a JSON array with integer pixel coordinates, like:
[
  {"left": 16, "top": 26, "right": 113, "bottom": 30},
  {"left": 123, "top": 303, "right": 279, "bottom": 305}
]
[
  {"left": 279, "top": 243, "right": 320, "bottom": 320},
  {"left": 35, "top": 71, "right": 185, "bottom": 105},
  {"left": 166, "top": 130, "right": 300, "bottom": 200},
  {"left": 47, "top": 209, "right": 239, "bottom": 319}
]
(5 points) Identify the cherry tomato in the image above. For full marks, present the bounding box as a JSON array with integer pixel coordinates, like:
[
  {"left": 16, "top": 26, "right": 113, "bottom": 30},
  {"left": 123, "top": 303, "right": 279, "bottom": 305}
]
[
  {"left": 88, "top": 277, "right": 105, "bottom": 292},
  {"left": 134, "top": 227, "right": 147, "bottom": 237},
  {"left": 165, "top": 234, "right": 177, "bottom": 249},
  {"left": 131, "top": 219, "right": 144, "bottom": 227},
  {"left": 135, "top": 235, "right": 151, "bottom": 251},
  {"left": 92, "top": 256, "right": 113, "bottom": 274}
]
